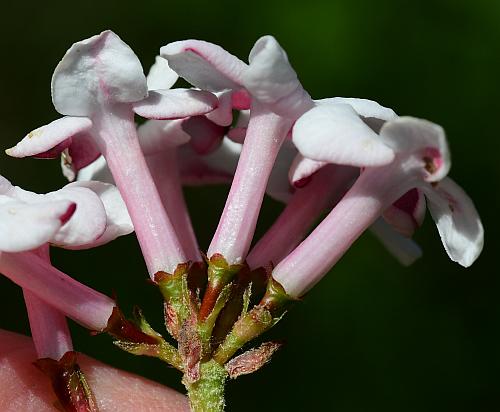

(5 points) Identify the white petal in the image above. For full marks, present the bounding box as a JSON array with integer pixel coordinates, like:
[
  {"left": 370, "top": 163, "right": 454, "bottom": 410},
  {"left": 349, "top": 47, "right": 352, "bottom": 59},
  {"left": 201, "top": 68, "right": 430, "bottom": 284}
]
[
  {"left": 147, "top": 56, "right": 178, "bottom": 91},
  {"left": 289, "top": 154, "right": 327, "bottom": 187},
  {"left": 293, "top": 104, "right": 395, "bottom": 167},
  {"left": 379, "top": 117, "right": 451, "bottom": 182},
  {"left": 422, "top": 177, "right": 483, "bottom": 267},
  {"left": 6, "top": 117, "right": 92, "bottom": 158},
  {"left": 266, "top": 140, "right": 297, "bottom": 203},
  {"left": 370, "top": 218, "right": 422, "bottom": 266},
  {"left": 133, "top": 89, "right": 218, "bottom": 120},
  {"left": 179, "top": 137, "right": 241, "bottom": 185},
  {"left": 160, "top": 40, "right": 247, "bottom": 91},
  {"left": 76, "top": 156, "right": 114, "bottom": 184},
  {"left": 383, "top": 189, "right": 426, "bottom": 237},
  {"left": 317, "top": 97, "right": 397, "bottom": 122},
  {"left": 0, "top": 199, "right": 75, "bottom": 252},
  {"left": 244, "top": 36, "right": 297, "bottom": 102},
  {"left": 52, "top": 30, "right": 148, "bottom": 117},
  {"left": 45, "top": 186, "right": 107, "bottom": 248},
  {"left": 138, "top": 119, "right": 191, "bottom": 155},
  {"left": 206, "top": 90, "right": 233, "bottom": 126},
  {"left": 0, "top": 176, "right": 13, "bottom": 194},
  {"left": 66, "top": 181, "right": 133, "bottom": 248},
  {"left": 243, "top": 36, "right": 312, "bottom": 117}
]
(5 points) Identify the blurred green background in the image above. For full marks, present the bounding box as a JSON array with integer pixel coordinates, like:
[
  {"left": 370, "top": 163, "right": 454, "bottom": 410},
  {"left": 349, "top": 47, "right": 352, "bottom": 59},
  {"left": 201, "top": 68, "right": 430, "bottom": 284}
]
[{"left": 1, "top": 0, "right": 499, "bottom": 410}]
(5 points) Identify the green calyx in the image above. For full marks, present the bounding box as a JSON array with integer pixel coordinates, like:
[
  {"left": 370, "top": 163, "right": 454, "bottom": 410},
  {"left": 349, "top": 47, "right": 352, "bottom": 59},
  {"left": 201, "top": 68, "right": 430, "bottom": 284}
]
[
  {"left": 106, "top": 261, "right": 295, "bottom": 411},
  {"left": 184, "top": 360, "right": 228, "bottom": 412},
  {"left": 213, "top": 277, "right": 295, "bottom": 365},
  {"left": 261, "top": 277, "right": 298, "bottom": 315}
]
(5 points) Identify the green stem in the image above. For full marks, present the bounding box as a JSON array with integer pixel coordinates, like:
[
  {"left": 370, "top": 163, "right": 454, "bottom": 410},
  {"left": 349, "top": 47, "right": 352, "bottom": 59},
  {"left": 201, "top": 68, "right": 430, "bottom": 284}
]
[{"left": 184, "top": 360, "right": 228, "bottom": 412}]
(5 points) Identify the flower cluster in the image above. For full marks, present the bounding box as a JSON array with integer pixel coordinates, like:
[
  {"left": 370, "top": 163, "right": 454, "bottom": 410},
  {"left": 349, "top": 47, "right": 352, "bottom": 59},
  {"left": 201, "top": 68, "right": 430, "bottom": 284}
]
[{"left": 1, "top": 30, "right": 483, "bottom": 411}]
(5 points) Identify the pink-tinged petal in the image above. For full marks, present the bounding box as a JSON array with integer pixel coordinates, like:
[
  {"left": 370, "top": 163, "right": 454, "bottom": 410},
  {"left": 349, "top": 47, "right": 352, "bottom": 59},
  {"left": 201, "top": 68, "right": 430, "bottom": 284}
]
[
  {"left": 66, "top": 181, "right": 133, "bottom": 248},
  {"left": 52, "top": 31, "right": 148, "bottom": 117},
  {"left": 0, "top": 199, "right": 75, "bottom": 252},
  {"left": 422, "top": 177, "right": 483, "bottom": 267},
  {"left": 227, "top": 109, "right": 250, "bottom": 143},
  {"left": 383, "top": 188, "right": 426, "bottom": 237},
  {"left": 266, "top": 141, "right": 298, "bottom": 203},
  {"left": 379, "top": 117, "right": 451, "bottom": 182},
  {"left": 293, "top": 104, "right": 395, "bottom": 167},
  {"left": 178, "top": 138, "right": 241, "bottom": 185},
  {"left": 6, "top": 117, "right": 92, "bottom": 158},
  {"left": 183, "top": 116, "right": 225, "bottom": 154},
  {"left": 235, "top": 110, "right": 250, "bottom": 128},
  {"left": 61, "top": 133, "right": 101, "bottom": 182},
  {"left": 160, "top": 40, "right": 247, "bottom": 92},
  {"left": 227, "top": 127, "right": 246, "bottom": 144},
  {"left": 75, "top": 156, "right": 114, "bottom": 184},
  {"left": 231, "top": 89, "right": 252, "bottom": 110},
  {"left": 132, "top": 89, "right": 218, "bottom": 120},
  {"left": 370, "top": 218, "right": 422, "bottom": 266},
  {"left": 206, "top": 91, "right": 233, "bottom": 126},
  {"left": 289, "top": 154, "right": 328, "bottom": 188},
  {"left": 242, "top": 36, "right": 313, "bottom": 118},
  {"left": 147, "top": 56, "right": 178, "bottom": 91},
  {"left": 138, "top": 120, "right": 191, "bottom": 155},
  {"left": 45, "top": 186, "right": 107, "bottom": 248},
  {"left": 0, "top": 177, "right": 13, "bottom": 196},
  {"left": 317, "top": 98, "right": 397, "bottom": 122}
]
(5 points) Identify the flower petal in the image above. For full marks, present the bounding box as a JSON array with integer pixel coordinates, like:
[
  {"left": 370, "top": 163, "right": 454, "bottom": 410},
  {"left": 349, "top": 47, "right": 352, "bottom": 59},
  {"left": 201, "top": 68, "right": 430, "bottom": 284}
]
[
  {"left": 160, "top": 40, "right": 247, "bottom": 91},
  {"left": 60, "top": 133, "right": 101, "bottom": 181},
  {"left": 76, "top": 156, "right": 114, "bottom": 183},
  {"left": 242, "top": 36, "right": 312, "bottom": 118},
  {"left": 370, "top": 218, "right": 422, "bottom": 266},
  {"left": 383, "top": 188, "right": 426, "bottom": 237},
  {"left": 147, "top": 56, "right": 178, "bottom": 91},
  {"left": 179, "top": 137, "right": 241, "bottom": 185},
  {"left": 52, "top": 30, "right": 148, "bottom": 117},
  {"left": 317, "top": 97, "right": 397, "bottom": 121},
  {"left": 44, "top": 186, "right": 107, "bottom": 248},
  {"left": 379, "top": 117, "right": 450, "bottom": 182},
  {"left": 137, "top": 119, "right": 191, "bottom": 155},
  {"left": 183, "top": 116, "right": 225, "bottom": 154},
  {"left": 227, "top": 109, "right": 250, "bottom": 143},
  {"left": 266, "top": 141, "right": 297, "bottom": 202},
  {"left": 132, "top": 89, "right": 218, "bottom": 120},
  {"left": 6, "top": 117, "right": 92, "bottom": 158},
  {"left": 206, "top": 91, "right": 233, "bottom": 126},
  {"left": 0, "top": 199, "right": 75, "bottom": 252},
  {"left": 293, "top": 104, "right": 395, "bottom": 167},
  {"left": 289, "top": 154, "right": 328, "bottom": 188},
  {"left": 66, "top": 181, "right": 133, "bottom": 248},
  {"left": 422, "top": 177, "right": 483, "bottom": 267}
]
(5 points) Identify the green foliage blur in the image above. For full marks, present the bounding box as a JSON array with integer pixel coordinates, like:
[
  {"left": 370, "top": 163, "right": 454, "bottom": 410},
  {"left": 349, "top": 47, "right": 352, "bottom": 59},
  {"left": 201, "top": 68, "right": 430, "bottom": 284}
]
[{"left": 1, "top": 0, "right": 499, "bottom": 410}]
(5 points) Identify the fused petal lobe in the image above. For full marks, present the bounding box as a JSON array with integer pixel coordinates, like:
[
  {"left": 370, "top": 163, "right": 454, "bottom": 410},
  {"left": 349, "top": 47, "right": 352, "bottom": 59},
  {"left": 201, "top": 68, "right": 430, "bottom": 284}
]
[
  {"left": 52, "top": 30, "right": 148, "bottom": 117},
  {"left": 6, "top": 117, "right": 92, "bottom": 158},
  {"left": 293, "top": 104, "right": 395, "bottom": 167},
  {"left": 160, "top": 40, "right": 247, "bottom": 91},
  {"left": 132, "top": 89, "right": 218, "bottom": 120},
  {"left": 423, "top": 177, "right": 483, "bottom": 267}
]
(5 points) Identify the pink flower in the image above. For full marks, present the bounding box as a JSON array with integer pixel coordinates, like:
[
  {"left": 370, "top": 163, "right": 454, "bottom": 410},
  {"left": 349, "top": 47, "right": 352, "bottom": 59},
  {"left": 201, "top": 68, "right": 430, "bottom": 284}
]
[
  {"left": 6, "top": 31, "right": 219, "bottom": 275},
  {"left": 272, "top": 117, "right": 484, "bottom": 297},
  {"left": 0, "top": 175, "right": 126, "bottom": 351}
]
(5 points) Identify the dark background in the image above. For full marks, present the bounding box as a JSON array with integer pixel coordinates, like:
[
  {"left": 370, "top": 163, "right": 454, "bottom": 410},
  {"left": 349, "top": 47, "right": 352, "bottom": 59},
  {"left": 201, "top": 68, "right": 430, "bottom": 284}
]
[{"left": 1, "top": 0, "right": 499, "bottom": 410}]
